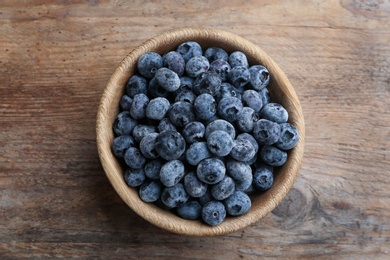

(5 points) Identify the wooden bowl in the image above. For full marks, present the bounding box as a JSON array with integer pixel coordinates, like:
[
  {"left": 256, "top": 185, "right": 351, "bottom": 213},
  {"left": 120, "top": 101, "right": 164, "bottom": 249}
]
[{"left": 96, "top": 28, "right": 305, "bottom": 236}]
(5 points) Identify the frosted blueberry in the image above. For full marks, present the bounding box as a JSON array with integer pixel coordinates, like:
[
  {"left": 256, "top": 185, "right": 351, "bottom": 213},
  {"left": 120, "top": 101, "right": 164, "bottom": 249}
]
[
  {"left": 248, "top": 65, "right": 270, "bottom": 90},
  {"left": 126, "top": 74, "right": 148, "bottom": 97},
  {"left": 161, "top": 183, "right": 189, "bottom": 208},
  {"left": 223, "top": 191, "right": 251, "bottom": 216},
  {"left": 206, "top": 130, "right": 234, "bottom": 157},
  {"left": 204, "top": 47, "right": 229, "bottom": 62},
  {"left": 230, "top": 138, "right": 256, "bottom": 162},
  {"left": 259, "top": 103, "right": 288, "bottom": 123},
  {"left": 139, "top": 133, "right": 159, "bottom": 159},
  {"left": 209, "top": 59, "right": 231, "bottom": 81},
  {"left": 113, "top": 111, "right": 137, "bottom": 136},
  {"left": 242, "top": 90, "right": 263, "bottom": 113},
  {"left": 186, "top": 142, "right": 212, "bottom": 166},
  {"left": 217, "top": 96, "right": 243, "bottom": 122},
  {"left": 174, "top": 87, "right": 197, "bottom": 104},
  {"left": 201, "top": 201, "right": 226, "bottom": 226},
  {"left": 144, "top": 159, "right": 164, "bottom": 180},
  {"left": 182, "top": 121, "right": 205, "bottom": 144},
  {"left": 132, "top": 124, "right": 157, "bottom": 143},
  {"left": 157, "top": 118, "right": 177, "bottom": 132},
  {"left": 176, "top": 41, "right": 202, "bottom": 62},
  {"left": 177, "top": 200, "right": 202, "bottom": 220},
  {"left": 137, "top": 52, "right": 163, "bottom": 79},
  {"left": 253, "top": 119, "right": 280, "bottom": 145},
  {"left": 155, "top": 130, "right": 186, "bottom": 160},
  {"left": 124, "top": 147, "right": 147, "bottom": 169},
  {"left": 192, "top": 71, "right": 221, "bottom": 97},
  {"left": 185, "top": 56, "right": 210, "bottom": 78},
  {"left": 228, "top": 66, "right": 251, "bottom": 89},
  {"left": 275, "top": 123, "right": 300, "bottom": 150},
  {"left": 159, "top": 160, "right": 185, "bottom": 187},
  {"left": 168, "top": 101, "right": 196, "bottom": 127},
  {"left": 111, "top": 135, "right": 135, "bottom": 158},
  {"left": 253, "top": 166, "right": 273, "bottom": 190},
  {"left": 124, "top": 168, "right": 146, "bottom": 187},
  {"left": 139, "top": 180, "right": 162, "bottom": 203},
  {"left": 184, "top": 171, "right": 208, "bottom": 198},
  {"left": 211, "top": 176, "right": 235, "bottom": 201},
  {"left": 197, "top": 158, "right": 226, "bottom": 185},
  {"left": 155, "top": 67, "right": 181, "bottom": 92},
  {"left": 130, "top": 93, "right": 149, "bottom": 120},
  {"left": 145, "top": 97, "right": 170, "bottom": 120},
  {"left": 260, "top": 145, "right": 287, "bottom": 167},
  {"left": 205, "top": 119, "right": 236, "bottom": 140},
  {"left": 215, "top": 82, "right": 242, "bottom": 102},
  {"left": 235, "top": 107, "right": 257, "bottom": 133},
  {"left": 163, "top": 51, "right": 185, "bottom": 76},
  {"left": 120, "top": 94, "right": 133, "bottom": 111},
  {"left": 147, "top": 76, "right": 169, "bottom": 98},
  {"left": 228, "top": 51, "right": 249, "bottom": 68},
  {"left": 194, "top": 93, "right": 217, "bottom": 120}
]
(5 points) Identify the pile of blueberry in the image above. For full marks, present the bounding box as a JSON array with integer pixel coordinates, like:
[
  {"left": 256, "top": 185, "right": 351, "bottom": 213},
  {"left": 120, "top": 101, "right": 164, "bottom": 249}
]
[{"left": 112, "top": 41, "right": 299, "bottom": 226}]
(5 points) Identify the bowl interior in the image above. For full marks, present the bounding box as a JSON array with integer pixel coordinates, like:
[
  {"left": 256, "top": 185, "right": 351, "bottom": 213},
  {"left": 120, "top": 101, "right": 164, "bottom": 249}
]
[{"left": 96, "top": 28, "right": 305, "bottom": 236}]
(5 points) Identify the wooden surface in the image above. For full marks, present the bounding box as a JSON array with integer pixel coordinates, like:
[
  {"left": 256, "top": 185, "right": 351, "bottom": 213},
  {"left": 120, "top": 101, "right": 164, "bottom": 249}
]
[{"left": 1, "top": 0, "right": 389, "bottom": 259}]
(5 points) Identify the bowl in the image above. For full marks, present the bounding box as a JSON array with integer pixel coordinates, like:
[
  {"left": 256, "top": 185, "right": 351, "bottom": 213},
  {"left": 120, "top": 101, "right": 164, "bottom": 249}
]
[{"left": 96, "top": 27, "right": 305, "bottom": 236}]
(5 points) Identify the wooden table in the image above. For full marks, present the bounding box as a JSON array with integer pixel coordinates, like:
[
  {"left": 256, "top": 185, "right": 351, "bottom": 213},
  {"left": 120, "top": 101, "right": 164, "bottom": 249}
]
[{"left": 1, "top": 1, "right": 389, "bottom": 259}]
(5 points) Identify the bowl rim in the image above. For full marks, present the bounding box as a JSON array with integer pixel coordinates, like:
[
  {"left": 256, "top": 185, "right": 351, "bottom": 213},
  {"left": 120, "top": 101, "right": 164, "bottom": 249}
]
[{"left": 96, "top": 27, "right": 305, "bottom": 236}]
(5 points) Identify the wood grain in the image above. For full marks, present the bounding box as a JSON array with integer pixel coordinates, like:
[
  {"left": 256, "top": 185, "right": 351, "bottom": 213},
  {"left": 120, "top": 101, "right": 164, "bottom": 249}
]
[{"left": 1, "top": 0, "right": 389, "bottom": 258}]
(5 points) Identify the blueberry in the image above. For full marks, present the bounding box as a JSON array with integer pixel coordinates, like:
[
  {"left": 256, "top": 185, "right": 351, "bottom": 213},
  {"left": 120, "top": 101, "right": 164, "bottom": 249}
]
[
  {"left": 186, "top": 141, "right": 212, "bottom": 166},
  {"left": 192, "top": 71, "right": 221, "bottom": 97},
  {"left": 197, "top": 158, "right": 226, "bottom": 185},
  {"left": 253, "top": 166, "right": 273, "bottom": 190},
  {"left": 130, "top": 93, "right": 149, "bottom": 120},
  {"left": 124, "top": 147, "right": 147, "bottom": 169},
  {"left": 173, "top": 87, "right": 195, "bottom": 104},
  {"left": 207, "top": 130, "right": 234, "bottom": 157},
  {"left": 184, "top": 171, "right": 208, "bottom": 198},
  {"left": 145, "top": 97, "right": 170, "bottom": 120},
  {"left": 161, "top": 183, "right": 189, "bottom": 208},
  {"left": 236, "top": 133, "right": 259, "bottom": 154},
  {"left": 258, "top": 87, "right": 270, "bottom": 107},
  {"left": 228, "top": 51, "right": 249, "bottom": 68},
  {"left": 228, "top": 66, "right": 251, "bottom": 89},
  {"left": 217, "top": 96, "right": 243, "bottom": 122},
  {"left": 248, "top": 65, "right": 270, "bottom": 90},
  {"left": 113, "top": 111, "right": 137, "bottom": 136},
  {"left": 259, "top": 103, "right": 288, "bottom": 123},
  {"left": 163, "top": 51, "right": 185, "bottom": 76},
  {"left": 182, "top": 121, "right": 205, "bottom": 144},
  {"left": 177, "top": 200, "right": 202, "bottom": 220},
  {"left": 126, "top": 74, "right": 148, "bottom": 97},
  {"left": 139, "top": 180, "right": 162, "bottom": 203},
  {"left": 185, "top": 56, "right": 210, "bottom": 78},
  {"left": 179, "top": 76, "right": 194, "bottom": 90},
  {"left": 260, "top": 145, "right": 287, "bottom": 167},
  {"left": 211, "top": 176, "right": 235, "bottom": 200},
  {"left": 157, "top": 118, "right": 177, "bottom": 132},
  {"left": 242, "top": 90, "right": 263, "bottom": 113},
  {"left": 205, "top": 119, "right": 236, "bottom": 140},
  {"left": 223, "top": 191, "right": 251, "bottom": 216},
  {"left": 124, "top": 168, "right": 146, "bottom": 187},
  {"left": 204, "top": 47, "right": 229, "bottom": 62},
  {"left": 201, "top": 201, "right": 226, "bottom": 226},
  {"left": 275, "top": 123, "right": 300, "bottom": 150},
  {"left": 194, "top": 93, "right": 217, "bottom": 120},
  {"left": 132, "top": 124, "right": 157, "bottom": 143},
  {"left": 226, "top": 159, "right": 252, "bottom": 182},
  {"left": 176, "top": 41, "right": 202, "bottom": 62},
  {"left": 159, "top": 160, "right": 185, "bottom": 187},
  {"left": 234, "top": 178, "right": 253, "bottom": 192},
  {"left": 139, "top": 133, "right": 159, "bottom": 159},
  {"left": 144, "top": 158, "right": 164, "bottom": 180},
  {"left": 120, "top": 94, "right": 133, "bottom": 111},
  {"left": 155, "top": 67, "right": 181, "bottom": 92},
  {"left": 168, "top": 101, "right": 196, "bottom": 127},
  {"left": 155, "top": 130, "right": 186, "bottom": 160},
  {"left": 253, "top": 119, "right": 281, "bottom": 145},
  {"left": 111, "top": 135, "right": 135, "bottom": 158},
  {"left": 209, "top": 59, "right": 231, "bottom": 81},
  {"left": 137, "top": 52, "right": 163, "bottom": 79},
  {"left": 199, "top": 189, "right": 213, "bottom": 206},
  {"left": 235, "top": 107, "right": 257, "bottom": 133},
  {"left": 229, "top": 138, "right": 256, "bottom": 162},
  {"left": 215, "top": 82, "right": 242, "bottom": 102},
  {"left": 147, "top": 76, "right": 169, "bottom": 98}
]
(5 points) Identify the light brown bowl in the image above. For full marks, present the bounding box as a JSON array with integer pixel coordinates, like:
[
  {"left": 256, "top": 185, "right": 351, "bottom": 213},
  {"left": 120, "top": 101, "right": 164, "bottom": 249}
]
[{"left": 96, "top": 28, "right": 305, "bottom": 236}]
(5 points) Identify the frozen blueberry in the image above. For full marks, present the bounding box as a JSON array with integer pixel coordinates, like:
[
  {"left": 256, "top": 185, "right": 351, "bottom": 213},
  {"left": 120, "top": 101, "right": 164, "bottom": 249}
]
[
  {"left": 111, "top": 135, "right": 135, "bottom": 158},
  {"left": 258, "top": 87, "right": 270, "bottom": 107},
  {"left": 159, "top": 160, "right": 185, "bottom": 187},
  {"left": 211, "top": 176, "right": 235, "bottom": 201},
  {"left": 260, "top": 145, "right": 287, "bottom": 167},
  {"left": 144, "top": 159, "right": 164, "bottom": 180},
  {"left": 248, "top": 65, "right": 270, "bottom": 90},
  {"left": 209, "top": 59, "right": 231, "bottom": 81},
  {"left": 175, "top": 88, "right": 197, "bottom": 104},
  {"left": 228, "top": 66, "right": 251, "bottom": 89},
  {"left": 186, "top": 142, "right": 212, "bottom": 166},
  {"left": 275, "top": 123, "right": 300, "bottom": 150},
  {"left": 217, "top": 96, "right": 243, "bottom": 122},
  {"left": 192, "top": 71, "right": 221, "bottom": 97},
  {"left": 137, "top": 52, "right": 163, "bottom": 79},
  {"left": 230, "top": 138, "right": 256, "bottom": 162},
  {"left": 177, "top": 200, "right": 202, "bottom": 220},
  {"left": 199, "top": 189, "right": 213, "bottom": 206},
  {"left": 139, "top": 180, "right": 162, "bottom": 203},
  {"left": 126, "top": 74, "right": 148, "bottom": 98},
  {"left": 124, "top": 168, "right": 146, "bottom": 187},
  {"left": 132, "top": 124, "right": 157, "bottom": 143},
  {"left": 168, "top": 101, "right": 196, "bottom": 127},
  {"left": 113, "top": 111, "right": 137, "bottom": 136},
  {"left": 223, "top": 191, "right": 251, "bottom": 216},
  {"left": 259, "top": 103, "right": 288, "bottom": 123},
  {"left": 120, "top": 94, "right": 133, "bottom": 111},
  {"left": 176, "top": 41, "right": 202, "bottom": 62},
  {"left": 234, "top": 178, "right": 253, "bottom": 192},
  {"left": 179, "top": 76, "right": 194, "bottom": 90},
  {"left": 163, "top": 51, "right": 185, "bottom": 76},
  {"left": 235, "top": 107, "right": 257, "bottom": 133},
  {"left": 236, "top": 133, "right": 259, "bottom": 154},
  {"left": 197, "top": 158, "right": 226, "bottom": 185},
  {"left": 253, "top": 119, "right": 280, "bottom": 145},
  {"left": 145, "top": 97, "right": 170, "bottom": 120},
  {"left": 139, "top": 133, "right": 159, "bottom": 159},
  {"left": 226, "top": 159, "right": 252, "bottom": 182},
  {"left": 207, "top": 130, "right": 234, "bottom": 157},
  {"left": 157, "top": 118, "right": 177, "bottom": 132},
  {"left": 130, "top": 93, "right": 149, "bottom": 120},
  {"left": 204, "top": 47, "right": 229, "bottom": 62},
  {"left": 185, "top": 56, "right": 210, "bottom": 78},
  {"left": 194, "top": 93, "right": 217, "bottom": 120},
  {"left": 205, "top": 119, "right": 236, "bottom": 140},
  {"left": 184, "top": 171, "right": 208, "bottom": 198},
  {"left": 228, "top": 51, "right": 249, "bottom": 68},
  {"left": 161, "top": 183, "right": 189, "bottom": 208},
  {"left": 215, "top": 82, "right": 242, "bottom": 102},
  {"left": 201, "top": 201, "right": 226, "bottom": 226},
  {"left": 155, "top": 130, "right": 186, "bottom": 160},
  {"left": 155, "top": 67, "right": 181, "bottom": 92},
  {"left": 253, "top": 166, "right": 273, "bottom": 190},
  {"left": 242, "top": 90, "right": 263, "bottom": 113},
  {"left": 182, "top": 121, "right": 205, "bottom": 144},
  {"left": 124, "top": 147, "right": 147, "bottom": 169},
  {"left": 147, "top": 76, "right": 169, "bottom": 98}
]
